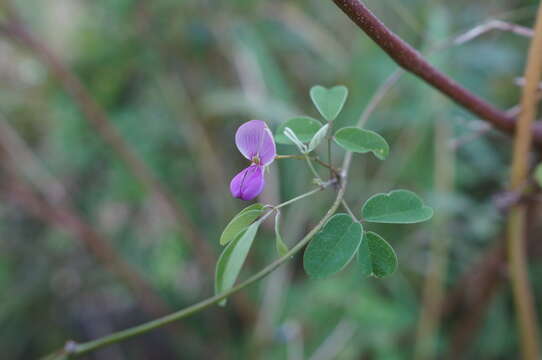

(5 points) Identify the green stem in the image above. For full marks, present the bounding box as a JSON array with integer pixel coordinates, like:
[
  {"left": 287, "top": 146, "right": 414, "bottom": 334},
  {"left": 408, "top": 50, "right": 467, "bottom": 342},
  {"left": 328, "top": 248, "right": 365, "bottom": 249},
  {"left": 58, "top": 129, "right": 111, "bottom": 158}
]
[
  {"left": 304, "top": 154, "right": 321, "bottom": 179},
  {"left": 341, "top": 200, "right": 357, "bottom": 221},
  {"left": 273, "top": 180, "right": 335, "bottom": 210},
  {"left": 326, "top": 125, "right": 333, "bottom": 178},
  {"left": 62, "top": 187, "right": 347, "bottom": 358},
  {"left": 275, "top": 154, "right": 340, "bottom": 176}
]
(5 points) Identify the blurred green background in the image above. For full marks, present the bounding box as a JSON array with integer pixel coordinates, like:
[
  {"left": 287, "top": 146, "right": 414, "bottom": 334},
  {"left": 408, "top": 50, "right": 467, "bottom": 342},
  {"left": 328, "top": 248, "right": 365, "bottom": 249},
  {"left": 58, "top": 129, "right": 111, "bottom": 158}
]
[{"left": 0, "top": 0, "right": 540, "bottom": 359}]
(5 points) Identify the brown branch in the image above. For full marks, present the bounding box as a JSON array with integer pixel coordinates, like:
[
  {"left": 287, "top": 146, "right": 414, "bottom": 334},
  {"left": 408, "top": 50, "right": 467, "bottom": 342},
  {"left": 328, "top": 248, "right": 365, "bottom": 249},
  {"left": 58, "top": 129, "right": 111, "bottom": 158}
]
[
  {"left": 331, "top": 0, "right": 542, "bottom": 145},
  {"left": 0, "top": 9, "right": 215, "bottom": 273}
]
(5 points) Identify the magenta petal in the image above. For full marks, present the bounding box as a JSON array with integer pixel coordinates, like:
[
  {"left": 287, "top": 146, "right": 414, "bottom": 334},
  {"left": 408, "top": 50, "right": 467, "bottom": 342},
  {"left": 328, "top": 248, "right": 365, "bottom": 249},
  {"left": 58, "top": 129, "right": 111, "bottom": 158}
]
[
  {"left": 235, "top": 120, "right": 276, "bottom": 166},
  {"left": 230, "top": 165, "right": 265, "bottom": 201}
]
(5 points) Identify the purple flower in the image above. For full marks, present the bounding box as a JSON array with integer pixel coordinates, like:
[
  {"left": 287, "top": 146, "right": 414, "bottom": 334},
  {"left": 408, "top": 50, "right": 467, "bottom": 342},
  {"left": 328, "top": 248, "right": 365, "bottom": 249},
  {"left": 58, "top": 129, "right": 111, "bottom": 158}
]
[{"left": 230, "top": 120, "right": 276, "bottom": 201}]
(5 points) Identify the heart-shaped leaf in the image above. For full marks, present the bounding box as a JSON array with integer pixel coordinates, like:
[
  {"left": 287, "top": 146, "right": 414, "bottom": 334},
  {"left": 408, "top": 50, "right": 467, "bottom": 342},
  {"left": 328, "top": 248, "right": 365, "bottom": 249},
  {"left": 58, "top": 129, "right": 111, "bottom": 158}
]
[
  {"left": 334, "top": 127, "right": 389, "bottom": 160},
  {"left": 362, "top": 190, "right": 433, "bottom": 224},
  {"left": 535, "top": 163, "right": 542, "bottom": 187},
  {"left": 303, "top": 213, "right": 363, "bottom": 279},
  {"left": 310, "top": 85, "right": 348, "bottom": 122},
  {"left": 220, "top": 203, "right": 264, "bottom": 245},
  {"left": 357, "top": 232, "right": 397, "bottom": 278},
  {"left": 215, "top": 220, "right": 261, "bottom": 306},
  {"left": 275, "top": 117, "right": 323, "bottom": 145}
]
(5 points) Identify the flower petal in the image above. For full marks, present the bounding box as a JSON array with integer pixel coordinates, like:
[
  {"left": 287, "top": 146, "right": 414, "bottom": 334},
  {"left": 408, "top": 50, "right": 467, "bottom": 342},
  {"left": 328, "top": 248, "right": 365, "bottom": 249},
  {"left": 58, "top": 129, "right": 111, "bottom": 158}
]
[
  {"left": 230, "top": 165, "right": 265, "bottom": 201},
  {"left": 235, "top": 120, "right": 276, "bottom": 166}
]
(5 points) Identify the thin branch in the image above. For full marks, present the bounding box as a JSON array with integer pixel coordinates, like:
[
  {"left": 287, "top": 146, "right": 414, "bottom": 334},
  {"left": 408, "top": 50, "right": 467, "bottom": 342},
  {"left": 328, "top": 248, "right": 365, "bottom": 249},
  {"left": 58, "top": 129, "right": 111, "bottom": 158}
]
[
  {"left": 341, "top": 200, "right": 357, "bottom": 221},
  {"left": 52, "top": 181, "right": 348, "bottom": 358},
  {"left": 305, "top": 155, "right": 322, "bottom": 179},
  {"left": 452, "top": 19, "right": 533, "bottom": 45},
  {"left": 330, "top": 0, "right": 542, "bottom": 145},
  {"left": 357, "top": 69, "right": 403, "bottom": 128},
  {"left": 506, "top": 4, "right": 542, "bottom": 359},
  {"left": 275, "top": 155, "right": 341, "bottom": 176},
  {"left": 0, "top": 114, "right": 66, "bottom": 203}
]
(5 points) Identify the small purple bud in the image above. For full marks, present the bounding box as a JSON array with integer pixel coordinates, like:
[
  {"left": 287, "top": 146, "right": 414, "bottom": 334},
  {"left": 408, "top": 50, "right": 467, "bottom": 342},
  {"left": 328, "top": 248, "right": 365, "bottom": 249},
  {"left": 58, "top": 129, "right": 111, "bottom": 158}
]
[{"left": 230, "top": 165, "right": 265, "bottom": 201}]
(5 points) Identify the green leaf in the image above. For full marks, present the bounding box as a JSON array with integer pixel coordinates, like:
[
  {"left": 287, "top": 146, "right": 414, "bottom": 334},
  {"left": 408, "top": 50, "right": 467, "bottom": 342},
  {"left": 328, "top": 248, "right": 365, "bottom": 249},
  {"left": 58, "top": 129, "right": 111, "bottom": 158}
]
[
  {"left": 535, "top": 163, "right": 542, "bottom": 187},
  {"left": 275, "top": 117, "right": 323, "bottom": 145},
  {"left": 220, "top": 203, "right": 264, "bottom": 245},
  {"left": 274, "top": 212, "right": 289, "bottom": 257},
  {"left": 334, "top": 127, "right": 389, "bottom": 160},
  {"left": 310, "top": 85, "right": 348, "bottom": 122},
  {"left": 358, "top": 232, "right": 397, "bottom": 278},
  {"left": 307, "top": 123, "right": 329, "bottom": 153},
  {"left": 215, "top": 220, "right": 261, "bottom": 306},
  {"left": 303, "top": 214, "right": 363, "bottom": 279},
  {"left": 362, "top": 190, "right": 433, "bottom": 224}
]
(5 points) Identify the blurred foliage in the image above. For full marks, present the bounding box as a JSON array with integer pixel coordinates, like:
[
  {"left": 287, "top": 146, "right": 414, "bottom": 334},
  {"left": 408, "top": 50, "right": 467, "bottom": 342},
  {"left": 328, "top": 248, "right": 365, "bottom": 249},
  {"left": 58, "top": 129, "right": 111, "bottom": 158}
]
[{"left": 0, "top": 0, "right": 540, "bottom": 359}]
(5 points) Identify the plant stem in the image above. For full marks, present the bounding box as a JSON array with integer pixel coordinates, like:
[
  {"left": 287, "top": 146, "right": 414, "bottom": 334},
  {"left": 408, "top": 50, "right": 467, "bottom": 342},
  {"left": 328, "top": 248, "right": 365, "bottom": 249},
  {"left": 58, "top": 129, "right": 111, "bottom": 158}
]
[
  {"left": 275, "top": 155, "right": 340, "bottom": 175},
  {"left": 325, "top": 114, "right": 336, "bottom": 179},
  {"left": 327, "top": 139, "right": 333, "bottom": 178},
  {"left": 56, "top": 181, "right": 347, "bottom": 358},
  {"left": 507, "top": 4, "right": 542, "bottom": 360},
  {"left": 341, "top": 200, "right": 357, "bottom": 221},
  {"left": 274, "top": 180, "right": 335, "bottom": 210},
  {"left": 358, "top": 69, "right": 404, "bottom": 128},
  {"left": 305, "top": 155, "right": 321, "bottom": 179}
]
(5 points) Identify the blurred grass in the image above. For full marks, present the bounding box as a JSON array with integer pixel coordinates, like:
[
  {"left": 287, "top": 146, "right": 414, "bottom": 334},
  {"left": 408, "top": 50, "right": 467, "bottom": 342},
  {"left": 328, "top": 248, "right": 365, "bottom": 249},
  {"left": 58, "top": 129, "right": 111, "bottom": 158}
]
[{"left": 0, "top": 0, "right": 540, "bottom": 359}]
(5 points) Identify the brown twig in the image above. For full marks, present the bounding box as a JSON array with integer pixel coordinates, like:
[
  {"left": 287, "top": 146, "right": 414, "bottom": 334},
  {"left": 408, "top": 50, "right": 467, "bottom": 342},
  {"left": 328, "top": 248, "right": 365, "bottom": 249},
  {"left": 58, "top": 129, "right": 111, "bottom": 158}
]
[
  {"left": 0, "top": 6, "right": 216, "bottom": 273},
  {"left": 330, "top": 0, "right": 542, "bottom": 145}
]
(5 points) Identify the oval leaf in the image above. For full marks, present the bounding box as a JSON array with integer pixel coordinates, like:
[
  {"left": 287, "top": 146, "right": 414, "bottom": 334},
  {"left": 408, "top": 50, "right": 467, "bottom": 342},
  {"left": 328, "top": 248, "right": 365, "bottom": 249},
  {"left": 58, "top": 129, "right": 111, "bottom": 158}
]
[
  {"left": 275, "top": 117, "right": 322, "bottom": 145},
  {"left": 303, "top": 214, "right": 363, "bottom": 279},
  {"left": 357, "top": 232, "right": 397, "bottom": 278},
  {"left": 220, "top": 203, "right": 264, "bottom": 245},
  {"left": 362, "top": 190, "right": 433, "bottom": 224},
  {"left": 310, "top": 85, "right": 348, "bottom": 122},
  {"left": 215, "top": 221, "right": 261, "bottom": 305},
  {"left": 334, "top": 127, "right": 389, "bottom": 160}
]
